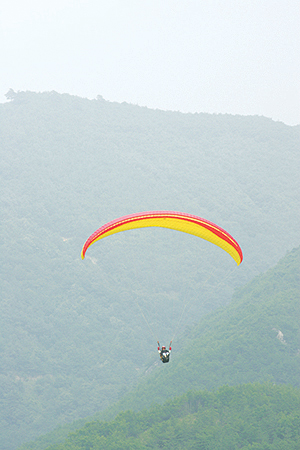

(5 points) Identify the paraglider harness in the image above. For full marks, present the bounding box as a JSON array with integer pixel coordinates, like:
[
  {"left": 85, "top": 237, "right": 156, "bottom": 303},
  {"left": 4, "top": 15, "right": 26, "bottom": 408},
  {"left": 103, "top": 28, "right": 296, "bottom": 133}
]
[{"left": 157, "top": 341, "right": 172, "bottom": 363}]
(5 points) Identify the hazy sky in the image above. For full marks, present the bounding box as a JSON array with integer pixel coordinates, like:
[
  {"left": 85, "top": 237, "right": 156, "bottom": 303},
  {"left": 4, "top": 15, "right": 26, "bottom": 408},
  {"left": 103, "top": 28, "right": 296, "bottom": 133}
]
[{"left": 1, "top": 0, "right": 299, "bottom": 125}]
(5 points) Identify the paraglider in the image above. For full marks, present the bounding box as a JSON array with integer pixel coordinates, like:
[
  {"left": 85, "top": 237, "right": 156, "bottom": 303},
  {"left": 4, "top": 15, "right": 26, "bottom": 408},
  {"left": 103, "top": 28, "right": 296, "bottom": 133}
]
[
  {"left": 81, "top": 211, "right": 243, "bottom": 362},
  {"left": 81, "top": 211, "right": 243, "bottom": 265},
  {"left": 157, "top": 341, "right": 172, "bottom": 363}
]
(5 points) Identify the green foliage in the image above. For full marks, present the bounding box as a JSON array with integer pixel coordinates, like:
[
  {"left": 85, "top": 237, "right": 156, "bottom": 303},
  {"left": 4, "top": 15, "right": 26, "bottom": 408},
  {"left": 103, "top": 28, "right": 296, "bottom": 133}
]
[
  {"left": 42, "top": 383, "right": 300, "bottom": 449},
  {"left": 1, "top": 91, "right": 299, "bottom": 449},
  {"left": 92, "top": 246, "right": 300, "bottom": 420},
  {"left": 18, "top": 247, "right": 300, "bottom": 450}
]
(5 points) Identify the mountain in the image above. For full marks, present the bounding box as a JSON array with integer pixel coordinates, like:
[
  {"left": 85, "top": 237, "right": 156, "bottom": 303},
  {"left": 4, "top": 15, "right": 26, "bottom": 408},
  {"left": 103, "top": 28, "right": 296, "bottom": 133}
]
[
  {"left": 99, "top": 246, "right": 299, "bottom": 418},
  {"left": 1, "top": 91, "right": 299, "bottom": 449},
  {"left": 28, "top": 383, "right": 300, "bottom": 450},
  {"left": 18, "top": 247, "right": 300, "bottom": 450}
]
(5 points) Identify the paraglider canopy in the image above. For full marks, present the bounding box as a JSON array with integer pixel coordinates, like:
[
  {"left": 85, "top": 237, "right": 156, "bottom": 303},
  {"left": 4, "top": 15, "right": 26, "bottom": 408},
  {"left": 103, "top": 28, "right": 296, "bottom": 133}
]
[{"left": 81, "top": 211, "right": 243, "bottom": 265}]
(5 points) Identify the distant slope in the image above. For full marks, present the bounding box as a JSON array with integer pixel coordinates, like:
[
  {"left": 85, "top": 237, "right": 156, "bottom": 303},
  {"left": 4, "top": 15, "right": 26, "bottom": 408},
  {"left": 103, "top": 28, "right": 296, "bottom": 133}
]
[
  {"left": 27, "top": 384, "right": 300, "bottom": 450},
  {"left": 1, "top": 91, "right": 299, "bottom": 449},
  {"left": 97, "top": 246, "right": 300, "bottom": 417},
  {"left": 18, "top": 247, "right": 300, "bottom": 450}
]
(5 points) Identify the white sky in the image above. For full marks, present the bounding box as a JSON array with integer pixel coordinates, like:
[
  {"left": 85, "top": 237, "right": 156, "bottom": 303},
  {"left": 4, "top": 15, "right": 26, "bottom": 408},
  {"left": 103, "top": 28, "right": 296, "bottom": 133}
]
[{"left": 1, "top": 0, "right": 299, "bottom": 125}]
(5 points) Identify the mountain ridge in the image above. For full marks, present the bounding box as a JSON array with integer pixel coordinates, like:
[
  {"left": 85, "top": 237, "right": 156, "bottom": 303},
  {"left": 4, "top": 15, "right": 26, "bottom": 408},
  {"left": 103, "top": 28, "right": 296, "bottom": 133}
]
[{"left": 1, "top": 91, "right": 299, "bottom": 449}]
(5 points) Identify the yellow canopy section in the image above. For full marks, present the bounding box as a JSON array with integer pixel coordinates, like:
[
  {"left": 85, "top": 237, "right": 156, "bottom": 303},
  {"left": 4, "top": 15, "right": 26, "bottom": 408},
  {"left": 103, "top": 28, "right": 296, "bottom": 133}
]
[{"left": 81, "top": 211, "right": 243, "bottom": 265}]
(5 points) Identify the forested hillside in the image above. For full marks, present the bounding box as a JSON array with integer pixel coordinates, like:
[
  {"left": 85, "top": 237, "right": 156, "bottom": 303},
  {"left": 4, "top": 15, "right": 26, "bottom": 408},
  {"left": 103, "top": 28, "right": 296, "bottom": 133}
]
[
  {"left": 1, "top": 91, "right": 299, "bottom": 449},
  {"left": 28, "top": 384, "right": 300, "bottom": 450},
  {"left": 97, "top": 246, "right": 299, "bottom": 419},
  {"left": 18, "top": 245, "right": 300, "bottom": 450}
]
